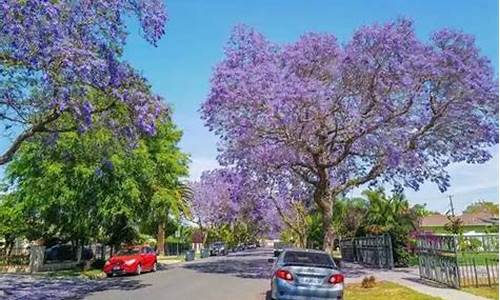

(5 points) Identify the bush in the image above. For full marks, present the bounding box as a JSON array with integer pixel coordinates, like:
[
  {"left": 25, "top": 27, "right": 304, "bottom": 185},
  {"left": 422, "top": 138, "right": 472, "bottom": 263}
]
[
  {"left": 407, "top": 254, "right": 419, "bottom": 267},
  {"left": 361, "top": 276, "right": 376, "bottom": 288},
  {"left": 91, "top": 259, "right": 106, "bottom": 269}
]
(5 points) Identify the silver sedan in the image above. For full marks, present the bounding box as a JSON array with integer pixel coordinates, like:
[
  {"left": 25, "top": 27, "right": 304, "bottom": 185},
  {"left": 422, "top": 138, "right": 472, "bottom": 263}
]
[{"left": 269, "top": 248, "right": 344, "bottom": 300}]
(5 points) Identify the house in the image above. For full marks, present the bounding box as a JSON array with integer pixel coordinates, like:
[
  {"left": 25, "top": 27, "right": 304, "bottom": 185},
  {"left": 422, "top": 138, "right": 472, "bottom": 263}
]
[{"left": 420, "top": 212, "right": 498, "bottom": 234}]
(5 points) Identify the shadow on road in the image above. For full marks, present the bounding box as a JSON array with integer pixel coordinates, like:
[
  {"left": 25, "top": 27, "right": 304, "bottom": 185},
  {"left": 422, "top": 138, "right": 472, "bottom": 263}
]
[
  {"left": 183, "top": 257, "right": 273, "bottom": 279},
  {"left": 0, "top": 274, "right": 150, "bottom": 300}
]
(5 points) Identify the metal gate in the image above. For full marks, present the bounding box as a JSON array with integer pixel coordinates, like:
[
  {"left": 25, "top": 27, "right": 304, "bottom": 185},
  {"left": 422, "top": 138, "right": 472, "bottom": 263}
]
[
  {"left": 416, "top": 234, "right": 499, "bottom": 288},
  {"left": 340, "top": 234, "right": 394, "bottom": 269},
  {"left": 416, "top": 234, "right": 460, "bottom": 288}
]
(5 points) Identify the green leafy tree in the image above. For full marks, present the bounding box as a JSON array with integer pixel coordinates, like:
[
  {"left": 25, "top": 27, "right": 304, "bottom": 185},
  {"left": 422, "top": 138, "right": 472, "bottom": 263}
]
[
  {"left": 133, "top": 122, "right": 189, "bottom": 255},
  {"left": 444, "top": 216, "right": 464, "bottom": 235},
  {"left": 463, "top": 201, "right": 499, "bottom": 216},
  {"left": 4, "top": 98, "right": 188, "bottom": 255},
  {"left": 332, "top": 197, "right": 368, "bottom": 238},
  {"left": 358, "top": 188, "right": 420, "bottom": 266},
  {"left": 0, "top": 194, "right": 27, "bottom": 254}
]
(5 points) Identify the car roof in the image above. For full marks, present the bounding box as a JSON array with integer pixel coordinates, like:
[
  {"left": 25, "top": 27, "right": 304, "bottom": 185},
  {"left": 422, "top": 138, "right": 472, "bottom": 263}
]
[
  {"left": 281, "top": 248, "right": 330, "bottom": 255},
  {"left": 124, "top": 245, "right": 147, "bottom": 249}
]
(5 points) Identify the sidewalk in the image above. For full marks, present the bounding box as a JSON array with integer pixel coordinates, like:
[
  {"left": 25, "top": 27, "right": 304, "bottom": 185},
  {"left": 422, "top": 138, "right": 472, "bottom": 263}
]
[
  {"left": 157, "top": 255, "right": 184, "bottom": 265},
  {"left": 342, "top": 263, "right": 490, "bottom": 300}
]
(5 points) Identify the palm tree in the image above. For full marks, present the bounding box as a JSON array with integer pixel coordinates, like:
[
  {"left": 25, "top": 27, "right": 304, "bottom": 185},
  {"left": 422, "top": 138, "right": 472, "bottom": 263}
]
[
  {"left": 155, "top": 182, "right": 193, "bottom": 256},
  {"left": 362, "top": 188, "right": 416, "bottom": 234}
]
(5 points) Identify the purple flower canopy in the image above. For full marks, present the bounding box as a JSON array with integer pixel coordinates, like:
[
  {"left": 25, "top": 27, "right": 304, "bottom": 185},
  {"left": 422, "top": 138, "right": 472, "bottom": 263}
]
[
  {"left": 202, "top": 19, "right": 498, "bottom": 195},
  {"left": 190, "top": 168, "right": 285, "bottom": 236},
  {"left": 0, "top": 0, "right": 168, "bottom": 141}
]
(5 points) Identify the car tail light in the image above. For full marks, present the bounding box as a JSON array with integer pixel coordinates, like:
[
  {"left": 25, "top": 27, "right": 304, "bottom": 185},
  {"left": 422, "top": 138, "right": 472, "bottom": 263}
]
[
  {"left": 328, "top": 274, "right": 344, "bottom": 284},
  {"left": 276, "top": 269, "right": 293, "bottom": 281}
]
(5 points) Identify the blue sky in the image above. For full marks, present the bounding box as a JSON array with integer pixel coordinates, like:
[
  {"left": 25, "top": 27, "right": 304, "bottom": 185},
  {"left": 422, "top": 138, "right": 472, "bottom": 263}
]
[
  {"left": 1, "top": 0, "right": 498, "bottom": 213},
  {"left": 122, "top": 0, "right": 499, "bottom": 214}
]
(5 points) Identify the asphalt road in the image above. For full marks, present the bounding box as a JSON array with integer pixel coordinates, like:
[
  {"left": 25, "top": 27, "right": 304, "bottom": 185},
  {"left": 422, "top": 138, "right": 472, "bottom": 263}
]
[{"left": 85, "top": 248, "right": 273, "bottom": 300}]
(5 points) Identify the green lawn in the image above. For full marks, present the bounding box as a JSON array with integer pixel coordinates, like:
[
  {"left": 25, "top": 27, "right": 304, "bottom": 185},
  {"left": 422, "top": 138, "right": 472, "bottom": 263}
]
[
  {"left": 462, "top": 285, "right": 499, "bottom": 299},
  {"left": 158, "top": 255, "right": 184, "bottom": 260},
  {"left": 345, "top": 281, "right": 442, "bottom": 300},
  {"left": 458, "top": 252, "right": 498, "bottom": 266},
  {"left": 41, "top": 268, "right": 105, "bottom": 279}
]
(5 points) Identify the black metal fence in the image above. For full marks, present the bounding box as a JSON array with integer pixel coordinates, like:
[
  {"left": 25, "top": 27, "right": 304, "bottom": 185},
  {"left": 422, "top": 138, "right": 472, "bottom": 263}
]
[
  {"left": 416, "top": 233, "right": 499, "bottom": 288},
  {"left": 0, "top": 247, "right": 30, "bottom": 266},
  {"left": 459, "top": 256, "right": 499, "bottom": 287},
  {"left": 340, "top": 234, "right": 394, "bottom": 269},
  {"left": 165, "top": 242, "right": 191, "bottom": 256}
]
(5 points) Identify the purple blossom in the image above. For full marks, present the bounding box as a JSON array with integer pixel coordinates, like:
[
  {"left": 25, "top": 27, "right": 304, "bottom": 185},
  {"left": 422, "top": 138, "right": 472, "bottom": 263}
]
[
  {"left": 201, "top": 19, "right": 498, "bottom": 249},
  {"left": 0, "top": 0, "right": 168, "bottom": 156}
]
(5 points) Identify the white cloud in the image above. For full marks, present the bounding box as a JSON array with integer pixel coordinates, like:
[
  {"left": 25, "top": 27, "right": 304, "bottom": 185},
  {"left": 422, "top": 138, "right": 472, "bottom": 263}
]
[{"left": 188, "top": 157, "right": 220, "bottom": 181}]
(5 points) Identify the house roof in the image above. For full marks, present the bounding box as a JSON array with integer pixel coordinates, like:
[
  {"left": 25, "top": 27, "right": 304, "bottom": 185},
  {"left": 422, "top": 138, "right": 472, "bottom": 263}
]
[
  {"left": 460, "top": 212, "right": 498, "bottom": 226},
  {"left": 420, "top": 212, "right": 498, "bottom": 227},
  {"left": 420, "top": 214, "right": 449, "bottom": 227}
]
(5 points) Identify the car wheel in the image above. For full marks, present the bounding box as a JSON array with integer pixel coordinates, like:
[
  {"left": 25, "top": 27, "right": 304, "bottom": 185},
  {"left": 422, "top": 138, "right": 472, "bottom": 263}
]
[
  {"left": 136, "top": 264, "right": 142, "bottom": 275},
  {"left": 152, "top": 262, "right": 157, "bottom": 272},
  {"left": 106, "top": 273, "right": 113, "bottom": 278}
]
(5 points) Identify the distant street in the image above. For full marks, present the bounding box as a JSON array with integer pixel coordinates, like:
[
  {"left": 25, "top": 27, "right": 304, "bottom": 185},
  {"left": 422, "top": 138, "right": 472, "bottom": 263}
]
[
  {"left": 0, "top": 248, "right": 273, "bottom": 300},
  {"left": 86, "top": 248, "right": 272, "bottom": 300}
]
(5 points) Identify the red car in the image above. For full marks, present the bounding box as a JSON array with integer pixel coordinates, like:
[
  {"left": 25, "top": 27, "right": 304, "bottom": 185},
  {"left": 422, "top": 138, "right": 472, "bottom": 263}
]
[{"left": 103, "top": 245, "right": 157, "bottom": 277}]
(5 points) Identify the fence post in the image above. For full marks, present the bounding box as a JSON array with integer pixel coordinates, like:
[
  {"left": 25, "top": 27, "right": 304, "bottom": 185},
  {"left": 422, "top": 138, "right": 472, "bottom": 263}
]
[
  {"left": 473, "top": 257, "right": 479, "bottom": 288},
  {"left": 453, "top": 235, "right": 460, "bottom": 288},
  {"left": 486, "top": 258, "right": 491, "bottom": 287},
  {"left": 29, "top": 245, "right": 45, "bottom": 273},
  {"left": 387, "top": 234, "right": 394, "bottom": 269}
]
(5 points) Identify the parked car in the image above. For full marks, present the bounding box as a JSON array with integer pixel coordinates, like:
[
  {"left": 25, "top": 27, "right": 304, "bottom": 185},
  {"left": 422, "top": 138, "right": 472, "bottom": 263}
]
[
  {"left": 246, "top": 243, "right": 257, "bottom": 249},
  {"left": 273, "top": 242, "right": 289, "bottom": 257},
  {"left": 269, "top": 249, "right": 344, "bottom": 300},
  {"left": 44, "top": 244, "right": 94, "bottom": 262},
  {"left": 235, "top": 243, "right": 246, "bottom": 252},
  {"left": 103, "top": 245, "right": 157, "bottom": 277},
  {"left": 208, "top": 242, "right": 227, "bottom": 256}
]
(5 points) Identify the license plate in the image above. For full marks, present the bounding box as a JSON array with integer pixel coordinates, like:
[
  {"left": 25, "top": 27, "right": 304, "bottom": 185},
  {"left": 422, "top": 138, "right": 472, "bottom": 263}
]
[
  {"left": 302, "top": 278, "right": 320, "bottom": 284},
  {"left": 113, "top": 266, "right": 121, "bottom": 270}
]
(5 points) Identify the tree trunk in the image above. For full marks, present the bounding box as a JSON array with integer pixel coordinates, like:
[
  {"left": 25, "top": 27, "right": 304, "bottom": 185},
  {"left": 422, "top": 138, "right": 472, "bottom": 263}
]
[
  {"left": 313, "top": 170, "right": 335, "bottom": 252},
  {"left": 321, "top": 204, "right": 335, "bottom": 252},
  {"left": 298, "top": 232, "right": 308, "bottom": 248},
  {"left": 202, "top": 228, "right": 208, "bottom": 246},
  {"left": 157, "top": 222, "right": 165, "bottom": 256},
  {"left": 5, "top": 235, "right": 14, "bottom": 256},
  {"left": 76, "top": 240, "right": 82, "bottom": 263},
  {"left": 100, "top": 242, "right": 105, "bottom": 260}
]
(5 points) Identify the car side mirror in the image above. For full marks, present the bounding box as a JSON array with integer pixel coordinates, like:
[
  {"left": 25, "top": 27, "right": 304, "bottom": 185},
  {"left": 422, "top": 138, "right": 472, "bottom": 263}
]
[{"left": 268, "top": 258, "right": 275, "bottom": 263}]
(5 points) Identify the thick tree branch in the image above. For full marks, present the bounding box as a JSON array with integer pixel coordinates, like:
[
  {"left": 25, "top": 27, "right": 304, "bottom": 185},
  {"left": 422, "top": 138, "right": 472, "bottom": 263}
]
[
  {"left": 0, "top": 111, "right": 61, "bottom": 165},
  {"left": 0, "top": 101, "right": 117, "bottom": 165}
]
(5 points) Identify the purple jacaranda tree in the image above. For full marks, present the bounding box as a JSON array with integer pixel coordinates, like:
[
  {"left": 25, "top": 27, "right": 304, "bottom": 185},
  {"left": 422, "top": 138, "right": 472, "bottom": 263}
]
[
  {"left": 0, "top": 0, "right": 167, "bottom": 164},
  {"left": 190, "top": 168, "right": 282, "bottom": 242},
  {"left": 190, "top": 169, "right": 238, "bottom": 232},
  {"left": 201, "top": 19, "right": 498, "bottom": 251}
]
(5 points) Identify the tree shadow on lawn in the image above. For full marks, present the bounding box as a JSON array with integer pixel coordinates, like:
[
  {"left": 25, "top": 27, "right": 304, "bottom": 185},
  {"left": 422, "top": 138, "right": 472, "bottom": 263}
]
[
  {"left": 0, "top": 274, "right": 150, "bottom": 300},
  {"left": 183, "top": 257, "right": 273, "bottom": 280}
]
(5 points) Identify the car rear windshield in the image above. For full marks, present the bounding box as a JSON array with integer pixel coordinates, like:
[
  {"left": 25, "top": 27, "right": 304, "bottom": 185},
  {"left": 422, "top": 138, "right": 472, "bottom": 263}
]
[
  {"left": 116, "top": 248, "right": 140, "bottom": 255},
  {"left": 283, "top": 251, "right": 334, "bottom": 268}
]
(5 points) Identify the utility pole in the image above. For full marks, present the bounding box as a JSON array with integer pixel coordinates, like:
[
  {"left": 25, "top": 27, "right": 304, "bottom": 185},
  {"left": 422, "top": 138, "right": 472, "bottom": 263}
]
[{"left": 448, "top": 195, "right": 455, "bottom": 217}]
